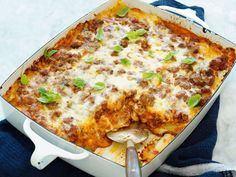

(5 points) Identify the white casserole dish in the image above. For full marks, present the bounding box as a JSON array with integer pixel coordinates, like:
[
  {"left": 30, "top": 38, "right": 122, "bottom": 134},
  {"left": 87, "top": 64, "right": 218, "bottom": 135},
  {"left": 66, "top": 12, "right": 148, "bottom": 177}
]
[{"left": 0, "top": 0, "right": 235, "bottom": 176}]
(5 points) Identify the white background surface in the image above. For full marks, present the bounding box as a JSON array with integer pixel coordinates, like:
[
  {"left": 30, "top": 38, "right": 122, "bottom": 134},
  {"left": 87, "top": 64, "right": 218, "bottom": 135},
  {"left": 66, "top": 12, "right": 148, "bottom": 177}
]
[{"left": 0, "top": 0, "right": 235, "bottom": 170}]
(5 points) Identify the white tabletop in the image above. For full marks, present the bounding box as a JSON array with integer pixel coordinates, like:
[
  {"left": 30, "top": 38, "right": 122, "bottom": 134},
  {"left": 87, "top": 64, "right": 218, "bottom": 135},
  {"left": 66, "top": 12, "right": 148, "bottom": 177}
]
[{"left": 0, "top": 0, "right": 236, "bottom": 170}]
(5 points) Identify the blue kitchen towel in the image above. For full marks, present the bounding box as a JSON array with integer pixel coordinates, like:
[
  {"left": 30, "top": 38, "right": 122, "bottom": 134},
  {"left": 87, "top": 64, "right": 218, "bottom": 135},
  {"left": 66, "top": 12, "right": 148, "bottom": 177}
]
[{"left": 0, "top": 1, "right": 235, "bottom": 177}]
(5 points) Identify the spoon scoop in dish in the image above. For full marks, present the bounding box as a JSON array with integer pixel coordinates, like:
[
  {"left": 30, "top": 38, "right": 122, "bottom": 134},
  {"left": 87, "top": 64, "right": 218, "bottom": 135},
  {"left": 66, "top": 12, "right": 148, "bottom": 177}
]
[{"left": 107, "top": 127, "right": 148, "bottom": 177}]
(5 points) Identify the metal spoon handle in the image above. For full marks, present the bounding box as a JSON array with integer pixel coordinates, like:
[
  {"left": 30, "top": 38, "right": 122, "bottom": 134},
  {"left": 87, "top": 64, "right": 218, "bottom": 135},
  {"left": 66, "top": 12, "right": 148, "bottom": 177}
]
[{"left": 126, "top": 140, "right": 142, "bottom": 177}]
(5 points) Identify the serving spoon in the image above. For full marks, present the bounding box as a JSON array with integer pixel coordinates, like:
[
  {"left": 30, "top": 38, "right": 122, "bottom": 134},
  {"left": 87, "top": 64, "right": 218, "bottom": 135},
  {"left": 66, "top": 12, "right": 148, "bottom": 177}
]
[{"left": 107, "top": 127, "right": 148, "bottom": 177}]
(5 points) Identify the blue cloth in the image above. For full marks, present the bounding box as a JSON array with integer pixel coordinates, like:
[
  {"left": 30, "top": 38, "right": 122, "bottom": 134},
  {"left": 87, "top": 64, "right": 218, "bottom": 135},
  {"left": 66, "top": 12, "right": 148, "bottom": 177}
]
[
  {"left": 0, "top": 1, "right": 234, "bottom": 177},
  {"left": 151, "top": 0, "right": 205, "bottom": 21}
]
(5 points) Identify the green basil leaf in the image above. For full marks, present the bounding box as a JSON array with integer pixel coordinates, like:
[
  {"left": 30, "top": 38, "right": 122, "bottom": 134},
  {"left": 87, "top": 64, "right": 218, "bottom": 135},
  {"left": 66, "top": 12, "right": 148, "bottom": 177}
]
[
  {"left": 136, "top": 29, "right": 146, "bottom": 36},
  {"left": 73, "top": 78, "right": 86, "bottom": 89},
  {"left": 182, "top": 57, "right": 196, "bottom": 64},
  {"left": 116, "top": 6, "right": 129, "bottom": 17},
  {"left": 84, "top": 56, "right": 94, "bottom": 64},
  {"left": 120, "top": 58, "right": 131, "bottom": 67},
  {"left": 95, "top": 27, "right": 104, "bottom": 41},
  {"left": 38, "top": 87, "right": 47, "bottom": 94},
  {"left": 37, "top": 87, "right": 61, "bottom": 104},
  {"left": 20, "top": 74, "right": 29, "bottom": 86},
  {"left": 43, "top": 49, "right": 49, "bottom": 58},
  {"left": 164, "top": 51, "right": 178, "bottom": 61},
  {"left": 44, "top": 48, "right": 57, "bottom": 58},
  {"left": 48, "top": 50, "right": 58, "bottom": 57},
  {"left": 148, "top": 50, "right": 154, "bottom": 58},
  {"left": 156, "top": 73, "right": 163, "bottom": 83},
  {"left": 127, "top": 29, "right": 146, "bottom": 40},
  {"left": 93, "top": 82, "right": 106, "bottom": 91},
  {"left": 37, "top": 97, "right": 52, "bottom": 104},
  {"left": 188, "top": 94, "right": 201, "bottom": 108},
  {"left": 142, "top": 71, "right": 156, "bottom": 80},
  {"left": 113, "top": 45, "right": 123, "bottom": 52}
]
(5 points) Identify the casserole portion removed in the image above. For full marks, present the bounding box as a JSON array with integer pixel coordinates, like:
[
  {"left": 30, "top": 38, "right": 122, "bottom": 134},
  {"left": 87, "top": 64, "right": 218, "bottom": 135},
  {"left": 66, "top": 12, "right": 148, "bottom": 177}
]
[{"left": 4, "top": 0, "right": 236, "bottom": 166}]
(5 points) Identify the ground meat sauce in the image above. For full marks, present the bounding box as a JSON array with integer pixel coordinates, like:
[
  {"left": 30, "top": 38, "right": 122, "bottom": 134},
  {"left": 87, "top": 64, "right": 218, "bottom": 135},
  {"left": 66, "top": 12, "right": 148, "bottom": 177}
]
[
  {"left": 139, "top": 93, "right": 155, "bottom": 107},
  {"left": 120, "top": 38, "right": 129, "bottom": 48},
  {"left": 190, "top": 69, "right": 215, "bottom": 87},
  {"left": 130, "top": 17, "right": 149, "bottom": 31},
  {"left": 167, "top": 67, "right": 180, "bottom": 73},
  {"left": 181, "top": 63, "right": 193, "bottom": 72},
  {"left": 176, "top": 91, "right": 188, "bottom": 101},
  {"left": 200, "top": 86, "right": 212, "bottom": 94},
  {"left": 140, "top": 40, "right": 150, "bottom": 51},
  {"left": 139, "top": 80, "right": 148, "bottom": 88},
  {"left": 86, "top": 19, "right": 104, "bottom": 32},
  {"left": 175, "top": 76, "right": 191, "bottom": 89},
  {"left": 210, "top": 56, "right": 228, "bottom": 71},
  {"left": 111, "top": 51, "right": 119, "bottom": 56},
  {"left": 70, "top": 41, "right": 83, "bottom": 48}
]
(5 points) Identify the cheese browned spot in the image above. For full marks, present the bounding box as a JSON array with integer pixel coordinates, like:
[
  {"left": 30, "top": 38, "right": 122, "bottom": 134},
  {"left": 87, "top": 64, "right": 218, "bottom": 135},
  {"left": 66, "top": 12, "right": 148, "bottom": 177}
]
[{"left": 3, "top": 0, "right": 236, "bottom": 166}]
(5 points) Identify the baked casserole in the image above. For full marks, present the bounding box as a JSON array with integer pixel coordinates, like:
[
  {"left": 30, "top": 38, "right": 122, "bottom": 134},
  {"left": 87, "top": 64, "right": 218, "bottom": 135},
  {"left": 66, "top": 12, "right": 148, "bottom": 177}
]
[{"left": 4, "top": 0, "right": 236, "bottom": 166}]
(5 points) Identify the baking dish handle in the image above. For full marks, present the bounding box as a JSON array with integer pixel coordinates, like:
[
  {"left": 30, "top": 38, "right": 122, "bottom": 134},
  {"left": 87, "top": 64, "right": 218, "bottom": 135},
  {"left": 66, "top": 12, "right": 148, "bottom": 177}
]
[
  {"left": 158, "top": 6, "right": 209, "bottom": 29},
  {"left": 23, "top": 119, "right": 90, "bottom": 170}
]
